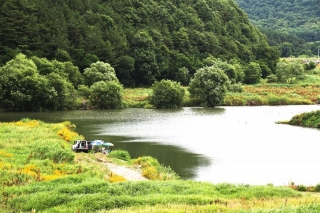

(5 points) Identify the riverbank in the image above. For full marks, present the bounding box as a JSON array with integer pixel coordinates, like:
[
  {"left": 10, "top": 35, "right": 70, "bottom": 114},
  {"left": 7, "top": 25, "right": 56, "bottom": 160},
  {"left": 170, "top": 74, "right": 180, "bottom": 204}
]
[
  {"left": 122, "top": 83, "right": 320, "bottom": 108},
  {"left": 1, "top": 119, "right": 320, "bottom": 212},
  {"left": 277, "top": 109, "right": 320, "bottom": 128}
]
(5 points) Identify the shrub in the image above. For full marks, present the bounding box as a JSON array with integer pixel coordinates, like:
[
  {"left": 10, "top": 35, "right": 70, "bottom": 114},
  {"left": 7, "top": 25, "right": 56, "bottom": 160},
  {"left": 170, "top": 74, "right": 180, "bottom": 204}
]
[
  {"left": 305, "top": 61, "right": 316, "bottom": 70},
  {"left": 189, "top": 66, "right": 229, "bottom": 107},
  {"left": 89, "top": 80, "right": 123, "bottom": 109},
  {"left": 297, "top": 185, "right": 307, "bottom": 192},
  {"left": 83, "top": 61, "right": 118, "bottom": 86},
  {"left": 108, "top": 150, "right": 131, "bottom": 161},
  {"left": 227, "top": 82, "right": 243, "bottom": 93},
  {"left": 276, "top": 60, "right": 305, "bottom": 83},
  {"left": 150, "top": 80, "right": 185, "bottom": 109},
  {"left": 224, "top": 94, "right": 246, "bottom": 106},
  {"left": 266, "top": 74, "right": 277, "bottom": 83},
  {"left": 134, "top": 156, "right": 179, "bottom": 180}
]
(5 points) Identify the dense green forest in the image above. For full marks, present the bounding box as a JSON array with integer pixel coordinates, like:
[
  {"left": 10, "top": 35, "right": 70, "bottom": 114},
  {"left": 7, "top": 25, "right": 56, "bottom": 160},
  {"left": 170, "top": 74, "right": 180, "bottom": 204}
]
[
  {"left": 0, "top": 0, "right": 278, "bottom": 88},
  {"left": 234, "top": 0, "right": 320, "bottom": 57}
]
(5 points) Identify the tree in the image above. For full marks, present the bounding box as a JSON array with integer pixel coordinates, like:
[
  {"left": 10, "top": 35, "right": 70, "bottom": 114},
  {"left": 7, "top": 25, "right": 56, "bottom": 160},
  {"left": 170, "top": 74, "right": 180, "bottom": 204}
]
[
  {"left": 243, "top": 62, "right": 262, "bottom": 84},
  {"left": 32, "top": 57, "right": 84, "bottom": 87},
  {"left": 0, "top": 54, "right": 50, "bottom": 111},
  {"left": 89, "top": 81, "right": 123, "bottom": 109},
  {"left": 130, "top": 31, "right": 159, "bottom": 86},
  {"left": 45, "top": 72, "right": 76, "bottom": 110},
  {"left": 83, "top": 61, "right": 119, "bottom": 86},
  {"left": 150, "top": 80, "right": 185, "bottom": 109},
  {"left": 203, "top": 57, "right": 238, "bottom": 83},
  {"left": 114, "top": 55, "right": 135, "bottom": 87},
  {"left": 188, "top": 66, "right": 229, "bottom": 107},
  {"left": 275, "top": 60, "right": 305, "bottom": 83}
]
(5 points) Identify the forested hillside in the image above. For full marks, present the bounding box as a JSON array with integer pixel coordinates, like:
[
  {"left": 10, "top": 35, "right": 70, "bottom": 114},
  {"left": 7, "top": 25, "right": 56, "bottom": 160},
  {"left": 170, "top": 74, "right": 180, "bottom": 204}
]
[
  {"left": 234, "top": 0, "right": 320, "bottom": 57},
  {"left": 0, "top": 0, "right": 278, "bottom": 87}
]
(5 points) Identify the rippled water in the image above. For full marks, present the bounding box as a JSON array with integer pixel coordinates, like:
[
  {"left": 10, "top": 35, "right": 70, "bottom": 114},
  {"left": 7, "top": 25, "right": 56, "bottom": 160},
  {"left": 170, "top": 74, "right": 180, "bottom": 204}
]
[{"left": 1, "top": 105, "right": 320, "bottom": 185}]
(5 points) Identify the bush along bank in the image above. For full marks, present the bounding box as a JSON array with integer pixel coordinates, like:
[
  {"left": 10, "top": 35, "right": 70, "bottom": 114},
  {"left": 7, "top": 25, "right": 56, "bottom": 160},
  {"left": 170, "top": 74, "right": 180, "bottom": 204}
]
[{"left": 277, "top": 110, "right": 320, "bottom": 128}]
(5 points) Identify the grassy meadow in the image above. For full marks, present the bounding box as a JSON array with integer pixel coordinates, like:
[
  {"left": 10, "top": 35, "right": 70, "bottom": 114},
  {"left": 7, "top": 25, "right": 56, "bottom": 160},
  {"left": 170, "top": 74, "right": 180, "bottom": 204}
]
[
  {"left": 123, "top": 83, "right": 320, "bottom": 108},
  {"left": 1, "top": 119, "right": 320, "bottom": 212}
]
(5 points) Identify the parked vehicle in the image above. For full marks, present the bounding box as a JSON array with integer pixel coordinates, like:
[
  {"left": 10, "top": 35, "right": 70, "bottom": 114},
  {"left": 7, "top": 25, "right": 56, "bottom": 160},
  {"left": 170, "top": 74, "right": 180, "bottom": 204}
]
[{"left": 72, "top": 140, "right": 92, "bottom": 152}]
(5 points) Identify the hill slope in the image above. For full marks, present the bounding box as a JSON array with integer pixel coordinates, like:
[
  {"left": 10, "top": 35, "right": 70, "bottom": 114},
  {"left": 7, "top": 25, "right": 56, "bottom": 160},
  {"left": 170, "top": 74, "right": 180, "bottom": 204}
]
[
  {"left": 234, "top": 0, "right": 320, "bottom": 42},
  {"left": 0, "top": 0, "right": 278, "bottom": 87},
  {"left": 234, "top": 0, "right": 320, "bottom": 57}
]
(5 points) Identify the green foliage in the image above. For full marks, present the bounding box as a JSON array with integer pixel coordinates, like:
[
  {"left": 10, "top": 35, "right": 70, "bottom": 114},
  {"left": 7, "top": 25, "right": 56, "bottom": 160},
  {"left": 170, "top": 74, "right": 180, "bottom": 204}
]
[
  {"left": 83, "top": 61, "right": 119, "bottom": 86},
  {"left": 189, "top": 66, "right": 229, "bottom": 107},
  {"left": 34, "top": 145, "right": 74, "bottom": 164},
  {"left": 305, "top": 61, "right": 316, "bottom": 70},
  {"left": 1, "top": 179, "right": 305, "bottom": 212},
  {"left": 266, "top": 74, "right": 278, "bottom": 83},
  {"left": 276, "top": 60, "right": 305, "bottom": 83},
  {"left": 150, "top": 80, "right": 185, "bottom": 109},
  {"left": 203, "top": 57, "right": 240, "bottom": 83},
  {"left": 0, "top": 54, "right": 49, "bottom": 111},
  {"left": 244, "top": 62, "right": 262, "bottom": 84},
  {"left": 227, "top": 83, "right": 243, "bottom": 93},
  {"left": 89, "top": 81, "right": 123, "bottom": 109},
  {"left": 108, "top": 149, "right": 131, "bottom": 161},
  {"left": 130, "top": 31, "right": 159, "bottom": 86},
  {"left": 0, "top": 0, "right": 277, "bottom": 87},
  {"left": 283, "top": 110, "right": 320, "bottom": 128},
  {"left": 134, "top": 156, "right": 179, "bottom": 180},
  {"left": 297, "top": 185, "right": 307, "bottom": 192},
  {"left": 235, "top": 0, "right": 320, "bottom": 56},
  {"left": 77, "top": 85, "right": 91, "bottom": 99},
  {"left": 114, "top": 55, "right": 135, "bottom": 87}
]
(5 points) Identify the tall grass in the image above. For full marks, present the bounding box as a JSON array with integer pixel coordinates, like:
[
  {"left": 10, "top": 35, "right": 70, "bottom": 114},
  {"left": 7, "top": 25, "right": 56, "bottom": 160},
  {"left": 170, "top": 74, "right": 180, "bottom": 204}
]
[
  {"left": 122, "top": 83, "right": 320, "bottom": 108},
  {"left": 3, "top": 179, "right": 319, "bottom": 212},
  {"left": 224, "top": 84, "right": 318, "bottom": 106},
  {"left": 278, "top": 110, "right": 320, "bottom": 128}
]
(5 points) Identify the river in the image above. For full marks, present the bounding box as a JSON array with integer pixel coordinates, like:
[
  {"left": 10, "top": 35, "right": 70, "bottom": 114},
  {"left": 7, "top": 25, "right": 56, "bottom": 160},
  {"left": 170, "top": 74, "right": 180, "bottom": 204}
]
[{"left": 1, "top": 105, "right": 320, "bottom": 186}]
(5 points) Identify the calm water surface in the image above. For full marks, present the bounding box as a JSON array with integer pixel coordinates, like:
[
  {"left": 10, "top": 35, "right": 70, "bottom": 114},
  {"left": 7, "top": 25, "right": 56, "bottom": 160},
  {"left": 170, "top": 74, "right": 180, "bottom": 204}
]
[{"left": 1, "top": 105, "right": 320, "bottom": 186}]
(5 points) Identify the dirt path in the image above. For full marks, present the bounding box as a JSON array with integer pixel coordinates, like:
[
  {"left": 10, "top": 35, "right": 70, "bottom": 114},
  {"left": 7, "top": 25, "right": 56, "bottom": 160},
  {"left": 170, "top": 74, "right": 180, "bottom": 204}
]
[
  {"left": 81, "top": 154, "right": 148, "bottom": 181},
  {"left": 105, "top": 162, "right": 148, "bottom": 181}
]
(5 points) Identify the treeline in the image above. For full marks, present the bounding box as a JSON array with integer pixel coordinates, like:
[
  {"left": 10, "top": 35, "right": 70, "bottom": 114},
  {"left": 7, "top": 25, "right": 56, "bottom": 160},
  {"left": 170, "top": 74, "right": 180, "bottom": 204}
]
[
  {"left": 0, "top": 0, "right": 279, "bottom": 88},
  {"left": 234, "top": 0, "right": 320, "bottom": 57}
]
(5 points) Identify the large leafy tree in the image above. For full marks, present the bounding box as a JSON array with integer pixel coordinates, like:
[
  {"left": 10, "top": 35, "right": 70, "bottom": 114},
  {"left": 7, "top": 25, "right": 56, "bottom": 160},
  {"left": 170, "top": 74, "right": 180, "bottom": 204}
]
[
  {"left": 114, "top": 55, "right": 135, "bottom": 87},
  {"left": 31, "top": 56, "right": 84, "bottom": 87},
  {"left": 188, "top": 66, "right": 229, "bottom": 107},
  {"left": 83, "top": 61, "right": 118, "bottom": 86},
  {"left": 150, "top": 80, "right": 185, "bottom": 109},
  {"left": 130, "top": 31, "right": 159, "bottom": 86},
  {"left": 89, "top": 81, "right": 123, "bottom": 109},
  {"left": 203, "top": 57, "right": 239, "bottom": 83},
  {"left": 45, "top": 72, "right": 77, "bottom": 110},
  {"left": 243, "top": 62, "right": 262, "bottom": 84},
  {"left": 0, "top": 54, "right": 50, "bottom": 111},
  {"left": 276, "top": 60, "right": 305, "bottom": 83}
]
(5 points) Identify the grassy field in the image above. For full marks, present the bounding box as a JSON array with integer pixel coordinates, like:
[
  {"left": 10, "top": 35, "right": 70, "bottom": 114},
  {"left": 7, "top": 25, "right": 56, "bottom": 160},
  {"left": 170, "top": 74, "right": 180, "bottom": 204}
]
[
  {"left": 1, "top": 119, "right": 320, "bottom": 212},
  {"left": 123, "top": 83, "right": 320, "bottom": 108}
]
